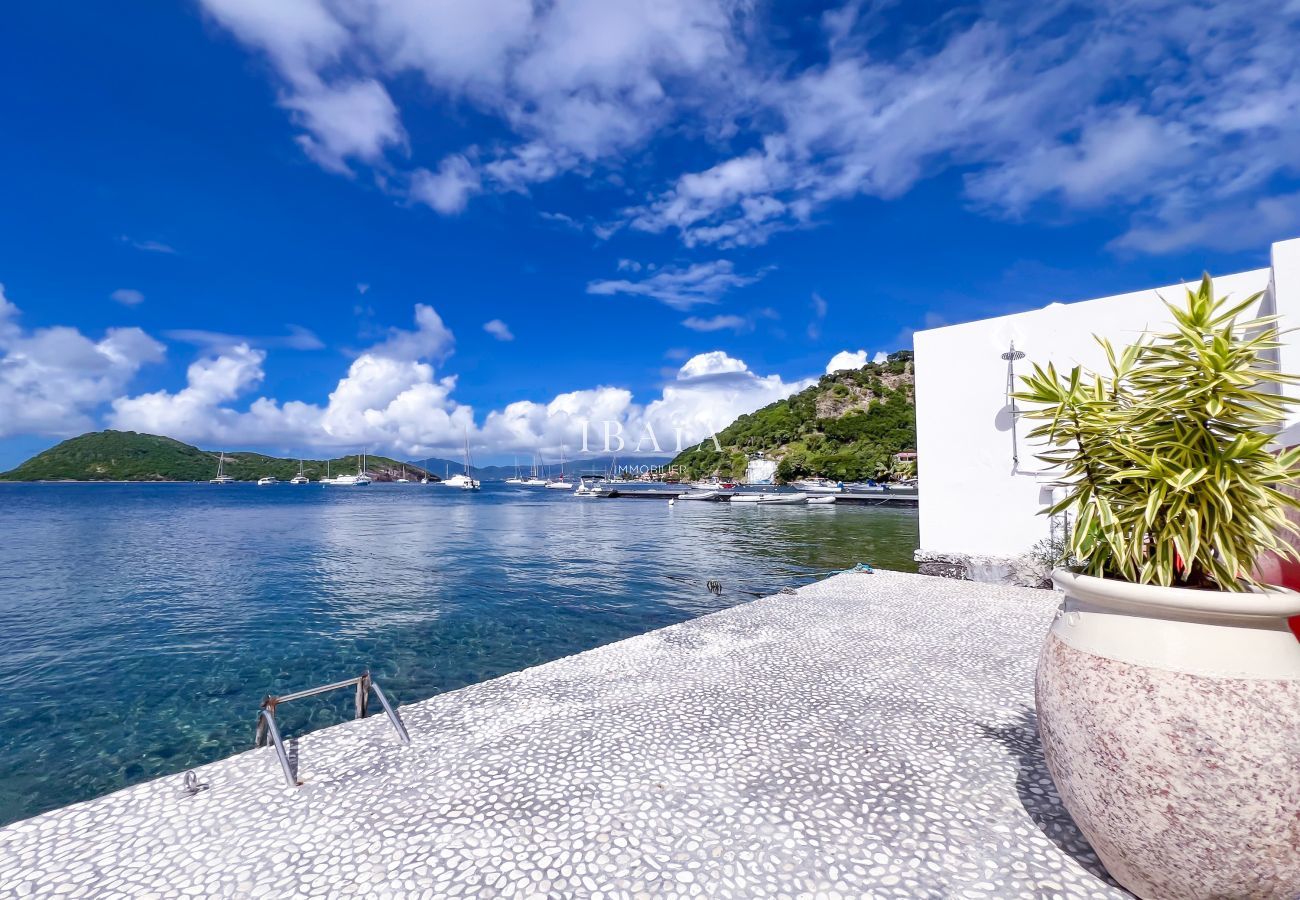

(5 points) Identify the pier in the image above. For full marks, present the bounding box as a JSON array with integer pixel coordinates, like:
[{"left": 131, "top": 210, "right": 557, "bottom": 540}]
[
  {"left": 0, "top": 571, "right": 1118, "bottom": 898},
  {"left": 602, "top": 488, "right": 920, "bottom": 507}
]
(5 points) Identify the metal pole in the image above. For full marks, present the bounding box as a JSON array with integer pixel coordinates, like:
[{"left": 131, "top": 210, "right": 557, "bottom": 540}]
[
  {"left": 371, "top": 683, "right": 411, "bottom": 745},
  {"left": 1002, "top": 342, "right": 1026, "bottom": 466},
  {"left": 257, "top": 708, "right": 298, "bottom": 788}
]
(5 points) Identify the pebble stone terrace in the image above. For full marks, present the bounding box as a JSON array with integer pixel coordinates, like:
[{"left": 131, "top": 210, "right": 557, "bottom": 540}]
[{"left": 0, "top": 570, "right": 1127, "bottom": 898}]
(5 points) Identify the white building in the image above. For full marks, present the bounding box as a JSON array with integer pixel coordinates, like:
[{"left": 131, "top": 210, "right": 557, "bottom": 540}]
[{"left": 913, "top": 236, "right": 1300, "bottom": 581}]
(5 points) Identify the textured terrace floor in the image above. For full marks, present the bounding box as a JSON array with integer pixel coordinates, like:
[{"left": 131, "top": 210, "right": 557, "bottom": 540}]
[{"left": 0, "top": 569, "right": 1127, "bottom": 898}]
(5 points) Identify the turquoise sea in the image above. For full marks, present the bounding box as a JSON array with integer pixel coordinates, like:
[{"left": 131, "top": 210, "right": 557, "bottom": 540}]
[{"left": 0, "top": 482, "right": 917, "bottom": 825}]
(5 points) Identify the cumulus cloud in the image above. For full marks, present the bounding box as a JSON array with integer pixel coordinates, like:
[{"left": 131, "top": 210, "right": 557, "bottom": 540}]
[
  {"left": 110, "top": 304, "right": 468, "bottom": 451},
  {"left": 586, "top": 260, "right": 764, "bottom": 311},
  {"left": 483, "top": 319, "right": 514, "bottom": 341},
  {"left": 97, "top": 297, "right": 830, "bottom": 459},
  {"left": 826, "top": 349, "right": 869, "bottom": 373},
  {"left": 0, "top": 284, "right": 165, "bottom": 438}
]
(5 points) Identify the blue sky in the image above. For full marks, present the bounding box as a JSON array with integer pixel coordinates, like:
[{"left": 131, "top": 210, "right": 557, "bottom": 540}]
[{"left": 2, "top": 0, "right": 1298, "bottom": 468}]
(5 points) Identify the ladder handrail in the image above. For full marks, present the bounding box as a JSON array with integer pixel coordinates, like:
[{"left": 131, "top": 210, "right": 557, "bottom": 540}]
[{"left": 253, "top": 671, "right": 410, "bottom": 788}]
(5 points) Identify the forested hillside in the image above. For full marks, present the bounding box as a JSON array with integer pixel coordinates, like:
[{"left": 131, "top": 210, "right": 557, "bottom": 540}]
[
  {"left": 0, "top": 431, "right": 433, "bottom": 482},
  {"left": 670, "top": 351, "right": 915, "bottom": 483}
]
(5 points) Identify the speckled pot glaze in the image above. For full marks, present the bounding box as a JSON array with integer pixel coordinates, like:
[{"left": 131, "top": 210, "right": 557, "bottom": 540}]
[{"left": 1037, "top": 570, "right": 1300, "bottom": 900}]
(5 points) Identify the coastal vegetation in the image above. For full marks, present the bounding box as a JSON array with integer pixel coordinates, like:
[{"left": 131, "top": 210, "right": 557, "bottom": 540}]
[
  {"left": 671, "top": 351, "right": 915, "bottom": 482},
  {"left": 0, "top": 430, "right": 433, "bottom": 482}
]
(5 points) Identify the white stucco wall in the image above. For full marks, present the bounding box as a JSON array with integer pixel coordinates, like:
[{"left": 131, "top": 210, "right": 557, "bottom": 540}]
[{"left": 915, "top": 236, "right": 1300, "bottom": 561}]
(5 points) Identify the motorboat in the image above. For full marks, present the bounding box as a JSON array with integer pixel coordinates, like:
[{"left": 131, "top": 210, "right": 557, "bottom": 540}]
[
  {"left": 678, "top": 489, "right": 722, "bottom": 501},
  {"left": 573, "top": 475, "right": 611, "bottom": 497},
  {"left": 257, "top": 476, "right": 278, "bottom": 486},
  {"left": 691, "top": 478, "right": 737, "bottom": 491},
  {"left": 210, "top": 452, "right": 235, "bottom": 484},
  {"left": 730, "top": 492, "right": 808, "bottom": 505},
  {"left": 806, "top": 495, "right": 837, "bottom": 505},
  {"left": 792, "top": 478, "right": 844, "bottom": 494}
]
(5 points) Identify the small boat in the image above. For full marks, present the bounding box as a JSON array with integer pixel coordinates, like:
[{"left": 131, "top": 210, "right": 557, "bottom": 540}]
[
  {"left": 290, "top": 460, "right": 309, "bottom": 484},
  {"left": 257, "top": 476, "right": 278, "bottom": 486},
  {"left": 792, "top": 478, "right": 844, "bottom": 494},
  {"left": 210, "top": 452, "right": 235, "bottom": 484},
  {"left": 678, "top": 489, "right": 721, "bottom": 501},
  {"left": 573, "top": 475, "right": 611, "bottom": 497},
  {"left": 806, "top": 495, "right": 837, "bottom": 505},
  {"left": 730, "top": 492, "right": 808, "bottom": 505}
]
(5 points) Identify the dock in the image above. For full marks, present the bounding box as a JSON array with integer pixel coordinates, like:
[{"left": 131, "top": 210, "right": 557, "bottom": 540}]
[
  {"left": 0, "top": 571, "right": 1120, "bottom": 898},
  {"left": 603, "top": 488, "right": 919, "bottom": 507}
]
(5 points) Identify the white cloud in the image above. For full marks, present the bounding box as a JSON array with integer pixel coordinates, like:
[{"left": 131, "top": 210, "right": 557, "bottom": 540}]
[
  {"left": 483, "top": 319, "right": 514, "bottom": 341},
  {"left": 681, "top": 314, "right": 749, "bottom": 333},
  {"left": 110, "top": 304, "right": 468, "bottom": 452},
  {"left": 826, "top": 349, "right": 868, "bottom": 373},
  {"left": 121, "top": 237, "right": 176, "bottom": 254},
  {"left": 0, "top": 284, "right": 165, "bottom": 438},
  {"left": 285, "top": 79, "right": 406, "bottom": 175},
  {"left": 163, "top": 325, "right": 324, "bottom": 351},
  {"left": 586, "top": 259, "right": 763, "bottom": 311},
  {"left": 410, "top": 155, "right": 481, "bottom": 214},
  {"left": 111, "top": 288, "right": 145, "bottom": 307},
  {"left": 98, "top": 298, "right": 825, "bottom": 459}
]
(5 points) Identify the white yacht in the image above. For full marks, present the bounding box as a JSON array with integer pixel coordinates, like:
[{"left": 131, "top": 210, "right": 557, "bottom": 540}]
[
  {"left": 290, "top": 460, "right": 309, "bottom": 484},
  {"left": 257, "top": 476, "right": 278, "bottom": 486},
  {"left": 522, "top": 452, "right": 548, "bottom": 486},
  {"left": 505, "top": 456, "right": 526, "bottom": 485},
  {"left": 545, "top": 446, "right": 574, "bottom": 489},
  {"left": 442, "top": 431, "right": 480, "bottom": 489},
  {"left": 210, "top": 452, "right": 235, "bottom": 485},
  {"left": 327, "top": 451, "right": 372, "bottom": 486}
]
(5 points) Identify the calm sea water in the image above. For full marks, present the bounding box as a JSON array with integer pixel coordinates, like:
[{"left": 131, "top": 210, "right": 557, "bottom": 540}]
[{"left": 0, "top": 482, "right": 917, "bottom": 825}]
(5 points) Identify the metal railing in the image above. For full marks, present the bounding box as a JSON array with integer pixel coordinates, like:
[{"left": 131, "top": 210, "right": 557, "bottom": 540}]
[{"left": 254, "top": 671, "right": 410, "bottom": 787}]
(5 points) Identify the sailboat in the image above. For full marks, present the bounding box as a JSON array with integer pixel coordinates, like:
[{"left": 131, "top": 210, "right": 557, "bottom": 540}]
[
  {"left": 290, "top": 460, "right": 309, "bottom": 485},
  {"left": 505, "top": 455, "right": 525, "bottom": 485},
  {"left": 395, "top": 466, "right": 410, "bottom": 484},
  {"left": 327, "top": 450, "right": 372, "bottom": 486},
  {"left": 441, "top": 431, "right": 480, "bottom": 489},
  {"left": 210, "top": 452, "right": 235, "bottom": 484},
  {"left": 420, "top": 458, "right": 432, "bottom": 484},
  {"left": 523, "top": 451, "right": 548, "bottom": 486},
  {"left": 546, "top": 445, "right": 574, "bottom": 489}
]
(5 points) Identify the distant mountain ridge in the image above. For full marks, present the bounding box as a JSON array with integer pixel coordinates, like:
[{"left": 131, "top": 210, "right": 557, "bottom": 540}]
[
  {"left": 670, "top": 351, "right": 916, "bottom": 483},
  {"left": 0, "top": 431, "right": 435, "bottom": 482}
]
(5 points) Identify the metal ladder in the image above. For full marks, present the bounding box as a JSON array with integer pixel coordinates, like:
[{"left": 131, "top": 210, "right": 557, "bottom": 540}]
[{"left": 254, "top": 671, "right": 410, "bottom": 787}]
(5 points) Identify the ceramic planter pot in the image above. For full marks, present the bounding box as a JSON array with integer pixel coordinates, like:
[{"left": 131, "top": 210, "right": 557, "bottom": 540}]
[{"left": 1036, "top": 569, "right": 1300, "bottom": 899}]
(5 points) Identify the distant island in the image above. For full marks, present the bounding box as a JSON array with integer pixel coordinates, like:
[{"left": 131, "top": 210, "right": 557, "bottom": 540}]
[
  {"left": 671, "top": 351, "right": 916, "bottom": 482},
  {"left": 0, "top": 431, "right": 435, "bottom": 483}
]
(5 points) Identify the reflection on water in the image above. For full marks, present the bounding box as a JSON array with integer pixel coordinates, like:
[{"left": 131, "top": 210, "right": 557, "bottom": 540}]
[{"left": 0, "top": 482, "right": 917, "bottom": 824}]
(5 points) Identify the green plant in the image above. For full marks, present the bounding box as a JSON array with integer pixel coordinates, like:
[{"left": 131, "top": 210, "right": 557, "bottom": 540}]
[{"left": 1014, "top": 274, "right": 1300, "bottom": 590}]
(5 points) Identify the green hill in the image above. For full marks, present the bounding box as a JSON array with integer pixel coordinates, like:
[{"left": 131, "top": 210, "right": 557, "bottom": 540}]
[
  {"left": 670, "top": 351, "right": 916, "bottom": 483},
  {"left": 0, "top": 431, "right": 436, "bottom": 482}
]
